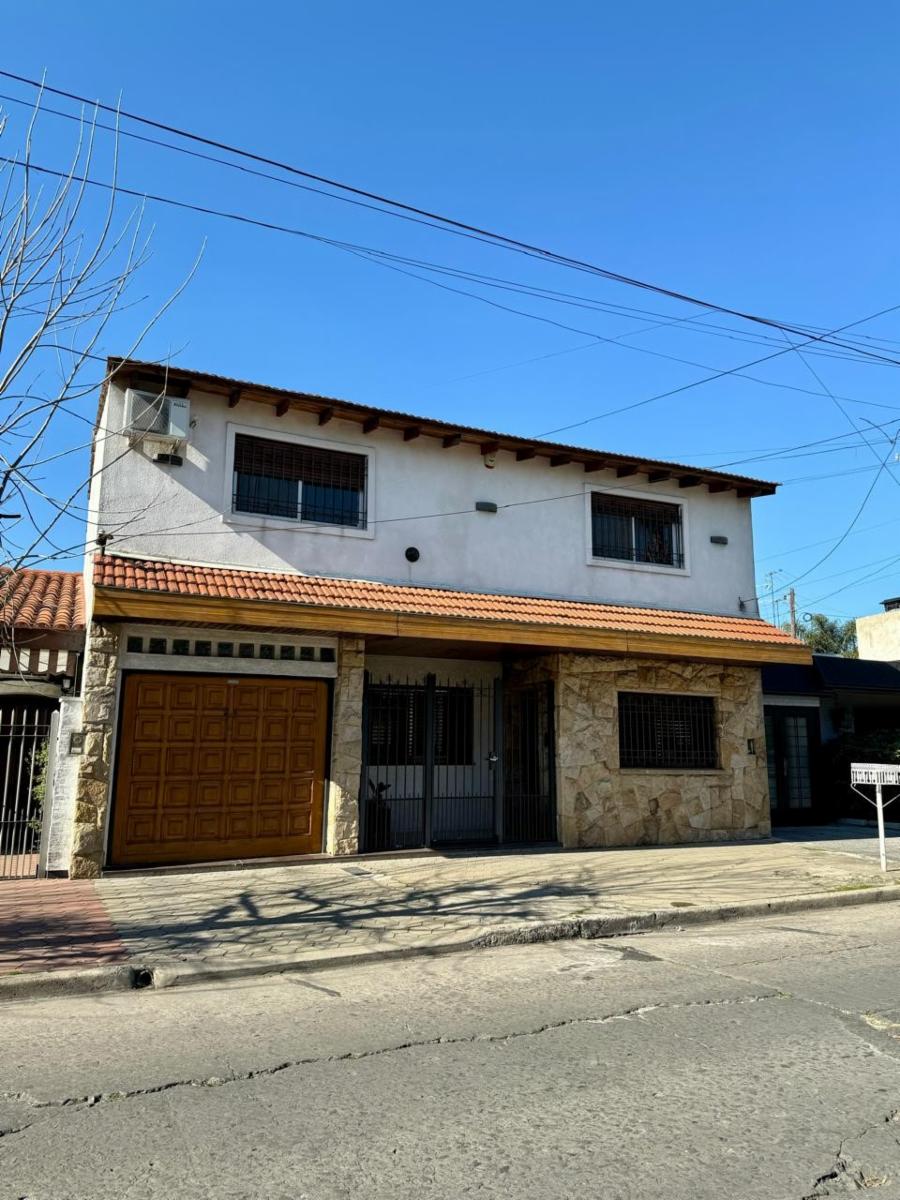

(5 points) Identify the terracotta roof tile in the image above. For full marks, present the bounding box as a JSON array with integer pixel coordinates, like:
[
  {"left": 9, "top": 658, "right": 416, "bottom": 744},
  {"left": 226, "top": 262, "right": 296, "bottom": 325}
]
[
  {"left": 94, "top": 556, "right": 801, "bottom": 649},
  {"left": 0, "top": 569, "right": 85, "bottom": 633}
]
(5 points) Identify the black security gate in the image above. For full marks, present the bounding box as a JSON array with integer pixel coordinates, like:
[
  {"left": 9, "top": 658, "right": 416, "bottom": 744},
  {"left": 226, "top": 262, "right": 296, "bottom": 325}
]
[
  {"left": 361, "top": 674, "right": 556, "bottom": 852},
  {"left": 0, "top": 701, "right": 54, "bottom": 879}
]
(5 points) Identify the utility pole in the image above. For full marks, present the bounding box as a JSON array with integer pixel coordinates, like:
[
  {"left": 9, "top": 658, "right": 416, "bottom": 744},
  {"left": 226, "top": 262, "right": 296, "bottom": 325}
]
[{"left": 788, "top": 587, "right": 798, "bottom": 639}]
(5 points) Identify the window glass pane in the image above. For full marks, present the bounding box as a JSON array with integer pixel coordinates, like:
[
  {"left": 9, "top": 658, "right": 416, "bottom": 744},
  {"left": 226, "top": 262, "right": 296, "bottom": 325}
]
[
  {"left": 232, "top": 434, "right": 366, "bottom": 528},
  {"left": 634, "top": 515, "right": 675, "bottom": 565},
  {"left": 618, "top": 692, "right": 717, "bottom": 769},
  {"left": 302, "top": 482, "right": 361, "bottom": 527},
  {"left": 234, "top": 472, "right": 299, "bottom": 519},
  {"left": 592, "top": 493, "right": 683, "bottom": 568},
  {"left": 592, "top": 509, "right": 633, "bottom": 561}
]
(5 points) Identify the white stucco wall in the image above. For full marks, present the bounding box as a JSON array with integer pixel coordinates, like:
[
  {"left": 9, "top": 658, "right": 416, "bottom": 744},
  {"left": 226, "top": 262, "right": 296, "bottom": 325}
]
[
  {"left": 43, "top": 695, "right": 83, "bottom": 874},
  {"left": 857, "top": 612, "right": 900, "bottom": 663},
  {"left": 91, "top": 381, "right": 763, "bottom": 616}
]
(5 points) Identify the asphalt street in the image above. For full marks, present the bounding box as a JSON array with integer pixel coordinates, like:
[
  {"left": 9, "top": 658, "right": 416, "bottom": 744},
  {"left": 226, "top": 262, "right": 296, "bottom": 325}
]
[{"left": 3, "top": 903, "right": 900, "bottom": 1199}]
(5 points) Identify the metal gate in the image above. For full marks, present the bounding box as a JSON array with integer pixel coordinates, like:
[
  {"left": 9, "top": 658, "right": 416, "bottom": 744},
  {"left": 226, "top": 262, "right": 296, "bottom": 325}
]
[
  {"left": 0, "top": 701, "right": 54, "bottom": 879},
  {"left": 361, "top": 674, "right": 556, "bottom": 852}
]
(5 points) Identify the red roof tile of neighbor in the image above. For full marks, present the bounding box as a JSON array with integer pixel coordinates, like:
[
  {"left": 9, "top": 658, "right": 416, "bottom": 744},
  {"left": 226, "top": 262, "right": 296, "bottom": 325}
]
[
  {"left": 0, "top": 569, "right": 85, "bottom": 633},
  {"left": 94, "top": 556, "right": 800, "bottom": 648}
]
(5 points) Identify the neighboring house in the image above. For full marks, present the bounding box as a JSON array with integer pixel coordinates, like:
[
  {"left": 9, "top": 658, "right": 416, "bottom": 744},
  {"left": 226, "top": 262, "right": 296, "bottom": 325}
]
[
  {"left": 62, "top": 357, "right": 806, "bottom": 877},
  {"left": 762, "top": 654, "right": 900, "bottom": 823},
  {"left": 857, "top": 598, "right": 900, "bottom": 663},
  {"left": 0, "top": 569, "right": 85, "bottom": 878}
]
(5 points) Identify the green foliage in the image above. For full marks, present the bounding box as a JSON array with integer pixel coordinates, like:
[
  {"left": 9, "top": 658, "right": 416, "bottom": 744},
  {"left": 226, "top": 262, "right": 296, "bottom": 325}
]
[
  {"left": 27, "top": 741, "right": 49, "bottom": 838},
  {"left": 822, "top": 728, "right": 900, "bottom": 818},
  {"left": 783, "top": 612, "right": 858, "bottom": 657}
]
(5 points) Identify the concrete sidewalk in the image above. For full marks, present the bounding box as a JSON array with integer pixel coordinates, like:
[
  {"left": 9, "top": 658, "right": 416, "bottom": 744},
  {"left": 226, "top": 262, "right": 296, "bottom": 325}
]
[{"left": 2, "top": 827, "right": 900, "bottom": 995}]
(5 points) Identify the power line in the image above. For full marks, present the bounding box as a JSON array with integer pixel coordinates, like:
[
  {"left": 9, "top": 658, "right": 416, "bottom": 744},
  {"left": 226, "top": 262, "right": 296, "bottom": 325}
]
[
  {"left": 4, "top": 68, "right": 900, "bottom": 367},
  {"left": 12, "top": 156, "right": 900, "bottom": 446}
]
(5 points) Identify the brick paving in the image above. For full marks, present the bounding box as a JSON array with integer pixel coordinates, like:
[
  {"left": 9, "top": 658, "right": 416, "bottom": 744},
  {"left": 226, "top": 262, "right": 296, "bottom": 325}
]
[
  {"left": 0, "top": 879, "right": 126, "bottom": 974},
  {"left": 1, "top": 829, "right": 897, "bottom": 978}
]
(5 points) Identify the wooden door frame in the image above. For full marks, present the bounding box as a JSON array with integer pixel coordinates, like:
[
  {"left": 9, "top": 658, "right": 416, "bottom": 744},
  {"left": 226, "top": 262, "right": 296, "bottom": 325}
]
[{"left": 109, "top": 669, "right": 332, "bottom": 868}]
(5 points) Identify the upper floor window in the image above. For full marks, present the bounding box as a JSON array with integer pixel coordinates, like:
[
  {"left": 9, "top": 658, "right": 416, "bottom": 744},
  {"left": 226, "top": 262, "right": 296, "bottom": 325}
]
[
  {"left": 233, "top": 434, "right": 367, "bottom": 528},
  {"left": 591, "top": 492, "right": 684, "bottom": 568}
]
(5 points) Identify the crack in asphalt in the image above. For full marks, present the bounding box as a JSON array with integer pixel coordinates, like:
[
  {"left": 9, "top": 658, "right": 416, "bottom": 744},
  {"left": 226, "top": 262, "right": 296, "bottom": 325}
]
[
  {"left": 0, "top": 990, "right": 780, "bottom": 1137},
  {"left": 804, "top": 1109, "right": 900, "bottom": 1197}
]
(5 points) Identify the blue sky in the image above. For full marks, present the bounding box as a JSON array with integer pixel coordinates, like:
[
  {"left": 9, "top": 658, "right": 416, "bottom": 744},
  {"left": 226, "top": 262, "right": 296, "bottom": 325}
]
[{"left": 3, "top": 1, "right": 900, "bottom": 624}]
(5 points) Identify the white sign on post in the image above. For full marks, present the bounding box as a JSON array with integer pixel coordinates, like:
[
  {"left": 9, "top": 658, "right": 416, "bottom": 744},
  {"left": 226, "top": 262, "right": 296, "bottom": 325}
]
[{"left": 850, "top": 763, "right": 900, "bottom": 872}]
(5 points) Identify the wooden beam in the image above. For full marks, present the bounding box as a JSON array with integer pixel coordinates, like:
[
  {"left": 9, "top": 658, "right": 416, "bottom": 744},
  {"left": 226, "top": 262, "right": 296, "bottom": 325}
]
[
  {"left": 403, "top": 426, "right": 422, "bottom": 442},
  {"left": 362, "top": 415, "right": 380, "bottom": 434},
  {"left": 317, "top": 407, "right": 334, "bottom": 426},
  {"left": 227, "top": 389, "right": 241, "bottom": 409},
  {"left": 516, "top": 448, "right": 536, "bottom": 462},
  {"left": 480, "top": 441, "right": 500, "bottom": 456},
  {"left": 616, "top": 465, "right": 639, "bottom": 478},
  {"left": 583, "top": 460, "right": 605, "bottom": 474},
  {"left": 550, "top": 454, "right": 572, "bottom": 468},
  {"left": 274, "top": 398, "right": 290, "bottom": 417},
  {"left": 647, "top": 470, "right": 671, "bottom": 483},
  {"left": 736, "top": 487, "right": 757, "bottom": 498},
  {"left": 678, "top": 475, "right": 702, "bottom": 488},
  {"left": 442, "top": 433, "right": 462, "bottom": 448},
  {"left": 92, "top": 586, "right": 812, "bottom": 666},
  {"left": 707, "top": 481, "right": 732, "bottom": 494}
]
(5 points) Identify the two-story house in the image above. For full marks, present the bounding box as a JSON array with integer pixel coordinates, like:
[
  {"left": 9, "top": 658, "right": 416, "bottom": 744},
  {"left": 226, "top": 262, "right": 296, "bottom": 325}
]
[{"left": 66, "top": 357, "right": 807, "bottom": 877}]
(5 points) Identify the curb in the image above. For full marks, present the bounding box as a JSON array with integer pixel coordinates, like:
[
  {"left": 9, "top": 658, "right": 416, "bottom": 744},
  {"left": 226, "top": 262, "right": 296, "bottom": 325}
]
[
  {"left": 0, "top": 963, "right": 141, "bottom": 1002},
  {"left": 3, "top": 883, "right": 899, "bottom": 1002}
]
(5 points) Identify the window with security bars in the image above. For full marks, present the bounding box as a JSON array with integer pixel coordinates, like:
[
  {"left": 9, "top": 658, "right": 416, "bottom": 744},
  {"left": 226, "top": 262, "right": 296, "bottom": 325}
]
[
  {"left": 591, "top": 492, "right": 684, "bottom": 568},
  {"left": 366, "top": 684, "right": 474, "bottom": 766},
  {"left": 618, "top": 692, "right": 718, "bottom": 769},
  {"left": 233, "top": 433, "right": 367, "bottom": 527}
]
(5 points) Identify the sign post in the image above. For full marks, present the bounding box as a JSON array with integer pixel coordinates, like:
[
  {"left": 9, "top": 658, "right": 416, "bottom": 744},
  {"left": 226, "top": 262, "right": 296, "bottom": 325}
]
[{"left": 850, "top": 763, "right": 900, "bottom": 873}]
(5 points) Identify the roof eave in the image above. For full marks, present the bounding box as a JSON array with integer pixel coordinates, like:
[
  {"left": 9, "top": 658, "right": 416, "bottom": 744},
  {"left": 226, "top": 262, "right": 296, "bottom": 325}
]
[{"left": 107, "top": 357, "right": 779, "bottom": 498}]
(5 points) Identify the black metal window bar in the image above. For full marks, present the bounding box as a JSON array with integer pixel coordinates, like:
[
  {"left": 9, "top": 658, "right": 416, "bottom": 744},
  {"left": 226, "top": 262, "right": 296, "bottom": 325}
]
[
  {"left": 233, "top": 433, "right": 367, "bottom": 528},
  {"left": 618, "top": 692, "right": 718, "bottom": 770},
  {"left": 361, "top": 674, "right": 556, "bottom": 851},
  {"left": 0, "top": 702, "right": 54, "bottom": 879},
  {"left": 591, "top": 492, "right": 684, "bottom": 568}
]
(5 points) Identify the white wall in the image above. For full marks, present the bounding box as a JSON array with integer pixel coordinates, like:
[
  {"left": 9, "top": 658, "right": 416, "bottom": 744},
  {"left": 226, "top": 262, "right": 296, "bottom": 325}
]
[
  {"left": 92, "top": 381, "right": 763, "bottom": 616},
  {"left": 42, "top": 695, "right": 82, "bottom": 874},
  {"left": 857, "top": 612, "right": 900, "bottom": 663}
]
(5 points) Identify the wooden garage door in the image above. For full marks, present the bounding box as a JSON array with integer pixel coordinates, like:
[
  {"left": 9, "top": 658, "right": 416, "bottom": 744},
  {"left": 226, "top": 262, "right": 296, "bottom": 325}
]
[{"left": 111, "top": 674, "right": 327, "bottom": 867}]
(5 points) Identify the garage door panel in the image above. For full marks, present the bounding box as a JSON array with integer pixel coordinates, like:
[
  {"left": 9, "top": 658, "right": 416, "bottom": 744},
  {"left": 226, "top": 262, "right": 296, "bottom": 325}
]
[
  {"left": 193, "top": 813, "right": 223, "bottom": 841},
  {"left": 160, "top": 813, "right": 190, "bottom": 842},
  {"left": 167, "top": 713, "right": 198, "bottom": 741},
  {"left": 196, "top": 780, "right": 223, "bottom": 808},
  {"left": 161, "top": 780, "right": 192, "bottom": 809},
  {"left": 168, "top": 681, "right": 201, "bottom": 710},
  {"left": 125, "top": 813, "right": 158, "bottom": 844},
  {"left": 132, "top": 746, "right": 165, "bottom": 777},
  {"left": 134, "top": 714, "right": 165, "bottom": 741},
  {"left": 128, "top": 781, "right": 158, "bottom": 810},
  {"left": 165, "top": 745, "right": 195, "bottom": 776},
  {"left": 198, "top": 747, "right": 227, "bottom": 775},
  {"left": 199, "top": 714, "right": 227, "bottom": 741},
  {"left": 135, "top": 680, "right": 166, "bottom": 708},
  {"left": 231, "top": 715, "right": 259, "bottom": 742},
  {"left": 112, "top": 673, "right": 327, "bottom": 867},
  {"left": 228, "top": 745, "right": 259, "bottom": 775}
]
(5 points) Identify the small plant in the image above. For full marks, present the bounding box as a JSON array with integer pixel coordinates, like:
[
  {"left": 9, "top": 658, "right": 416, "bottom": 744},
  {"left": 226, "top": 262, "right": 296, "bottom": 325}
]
[{"left": 27, "top": 741, "right": 49, "bottom": 839}]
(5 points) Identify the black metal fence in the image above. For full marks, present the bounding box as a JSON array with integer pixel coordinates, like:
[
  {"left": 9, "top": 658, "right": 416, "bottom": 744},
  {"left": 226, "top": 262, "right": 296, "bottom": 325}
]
[
  {"left": 0, "top": 701, "right": 54, "bottom": 879},
  {"left": 361, "top": 673, "right": 556, "bottom": 852}
]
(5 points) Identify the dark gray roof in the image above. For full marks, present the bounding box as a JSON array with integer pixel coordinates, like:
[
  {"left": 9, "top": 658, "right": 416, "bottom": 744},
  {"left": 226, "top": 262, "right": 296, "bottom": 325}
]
[{"left": 762, "top": 654, "right": 900, "bottom": 696}]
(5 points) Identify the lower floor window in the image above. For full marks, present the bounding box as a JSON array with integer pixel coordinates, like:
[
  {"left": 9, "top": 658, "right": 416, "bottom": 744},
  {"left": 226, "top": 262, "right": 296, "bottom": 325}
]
[{"left": 618, "top": 692, "right": 718, "bottom": 769}]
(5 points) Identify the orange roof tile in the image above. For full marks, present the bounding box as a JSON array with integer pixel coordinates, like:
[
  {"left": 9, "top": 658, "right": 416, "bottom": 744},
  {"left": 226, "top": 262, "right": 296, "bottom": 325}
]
[
  {"left": 94, "top": 556, "right": 801, "bottom": 649},
  {"left": 0, "top": 569, "right": 85, "bottom": 633}
]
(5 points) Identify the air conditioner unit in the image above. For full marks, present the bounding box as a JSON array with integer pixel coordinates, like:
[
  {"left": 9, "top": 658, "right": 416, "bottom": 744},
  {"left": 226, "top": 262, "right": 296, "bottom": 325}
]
[{"left": 124, "top": 388, "right": 190, "bottom": 442}]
